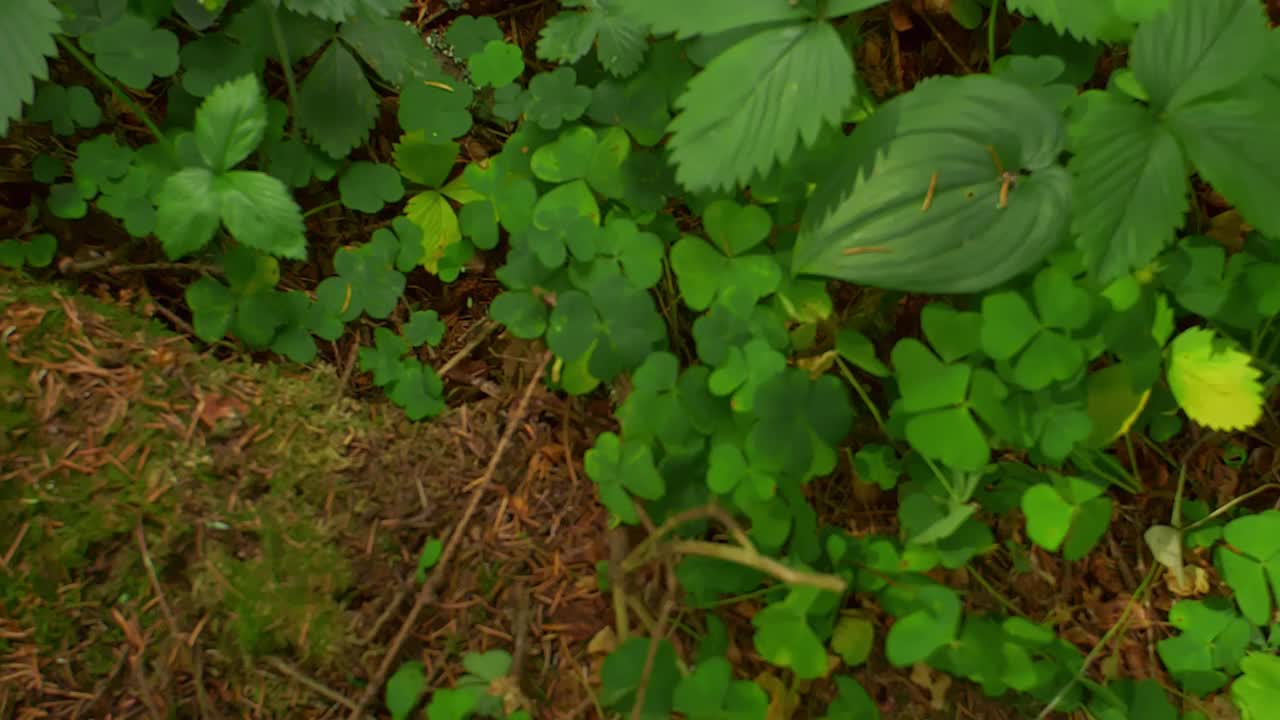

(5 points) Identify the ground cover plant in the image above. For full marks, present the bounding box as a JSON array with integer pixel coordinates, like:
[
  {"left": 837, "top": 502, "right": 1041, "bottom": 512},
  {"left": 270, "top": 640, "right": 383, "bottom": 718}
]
[{"left": 3, "top": 0, "right": 1280, "bottom": 718}]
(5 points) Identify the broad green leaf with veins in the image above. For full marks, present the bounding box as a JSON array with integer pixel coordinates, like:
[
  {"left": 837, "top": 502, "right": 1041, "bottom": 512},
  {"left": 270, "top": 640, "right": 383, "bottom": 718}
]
[
  {"left": 283, "top": 0, "right": 402, "bottom": 22},
  {"left": 1068, "top": 91, "right": 1188, "bottom": 282},
  {"left": 297, "top": 43, "right": 379, "bottom": 159},
  {"left": 214, "top": 171, "right": 307, "bottom": 259},
  {"left": 667, "top": 22, "right": 854, "bottom": 192},
  {"left": 619, "top": 0, "right": 809, "bottom": 39},
  {"left": 1166, "top": 327, "right": 1263, "bottom": 431},
  {"left": 0, "top": 0, "right": 60, "bottom": 136},
  {"left": 194, "top": 74, "right": 268, "bottom": 173},
  {"left": 155, "top": 168, "right": 221, "bottom": 258},
  {"left": 1131, "top": 0, "right": 1268, "bottom": 114},
  {"left": 80, "top": 14, "right": 180, "bottom": 88},
  {"left": 794, "top": 75, "right": 1070, "bottom": 293},
  {"left": 393, "top": 133, "right": 458, "bottom": 188},
  {"left": 1005, "top": 0, "right": 1133, "bottom": 43},
  {"left": 404, "top": 191, "right": 462, "bottom": 273},
  {"left": 537, "top": 0, "right": 647, "bottom": 77},
  {"left": 340, "top": 14, "right": 439, "bottom": 87},
  {"left": 1163, "top": 88, "right": 1280, "bottom": 240}
]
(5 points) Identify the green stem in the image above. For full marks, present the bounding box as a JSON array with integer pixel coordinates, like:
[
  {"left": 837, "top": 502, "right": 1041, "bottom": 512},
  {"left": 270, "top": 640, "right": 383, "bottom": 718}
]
[
  {"left": 302, "top": 200, "right": 342, "bottom": 218},
  {"left": 834, "top": 357, "right": 886, "bottom": 432},
  {"left": 56, "top": 36, "right": 177, "bottom": 163},
  {"left": 268, "top": 6, "right": 301, "bottom": 137},
  {"left": 987, "top": 0, "right": 1000, "bottom": 69},
  {"left": 1183, "top": 483, "right": 1280, "bottom": 531},
  {"left": 1036, "top": 562, "right": 1160, "bottom": 720}
]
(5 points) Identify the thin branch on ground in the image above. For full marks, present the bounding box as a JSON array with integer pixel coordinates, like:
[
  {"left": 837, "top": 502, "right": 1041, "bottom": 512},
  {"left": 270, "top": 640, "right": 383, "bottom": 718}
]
[
  {"left": 345, "top": 350, "right": 551, "bottom": 720},
  {"left": 265, "top": 657, "right": 361, "bottom": 713},
  {"left": 438, "top": 318, "right": 498, "bottom": 377},
  {"left": 629, "top": 586, "right": 677, "bottom": 720},
  {"left": 668, "top": 540, "right": 847, "bottom": 593}
]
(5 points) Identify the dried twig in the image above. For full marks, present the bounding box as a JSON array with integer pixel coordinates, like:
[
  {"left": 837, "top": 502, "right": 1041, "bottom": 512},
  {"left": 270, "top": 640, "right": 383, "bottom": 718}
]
[
  {"left": 265, "top": 657, "right": 361, "bottom": 713},
  {"left": 629, "top": 589, "right": 677, "bottom": 720},
  {"left": 345, "top": 350, "right": 552, "bottom": 720}
]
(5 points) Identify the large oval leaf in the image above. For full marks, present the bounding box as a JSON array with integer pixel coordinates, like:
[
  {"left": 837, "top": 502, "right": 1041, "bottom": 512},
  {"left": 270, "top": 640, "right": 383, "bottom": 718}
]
[{"left": 793, "top": 74, "right": 1070, "bottom": 294}]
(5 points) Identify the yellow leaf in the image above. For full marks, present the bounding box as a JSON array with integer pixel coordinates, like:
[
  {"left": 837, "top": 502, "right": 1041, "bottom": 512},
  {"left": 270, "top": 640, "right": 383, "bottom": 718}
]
[
  {"left": 1166, "top": 327, "right": 1264, "bottom": 431},
  {"left": 403, "top": 190, "right": 460, "bottom": 274}
]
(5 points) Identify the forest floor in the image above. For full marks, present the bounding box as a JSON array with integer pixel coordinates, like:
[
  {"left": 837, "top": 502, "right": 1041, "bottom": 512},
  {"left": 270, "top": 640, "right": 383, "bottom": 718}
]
[{"left": 3, "top": 2, "right": 1279, "bottom": 720}]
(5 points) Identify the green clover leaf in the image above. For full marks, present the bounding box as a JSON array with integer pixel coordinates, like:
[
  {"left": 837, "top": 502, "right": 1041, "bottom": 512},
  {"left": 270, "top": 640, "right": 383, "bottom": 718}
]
[
  {"left": 671, "top": 235, "right": 782, "bottom": 317},
  {"left": 600, "top": 638, "right": 680, "bottom": 719},
  {"left": 920, "top": 303, "right": 982, "bottom": 363},
  {"left": 339, "top": 162, "right": 405, "bottom": 213},
  {"left": 584, "top": 432, "right": 664, "bottom": 524},
  {"left": 703, "top": 200, "right": 772, "bottom": 255},
  {"left": 672, "top": 657, "right": 768, "bottom": 720},
  {"left": 531, "top": 125, "right": 597, "bottom": 183},
  {"left": 836, "top": 329, "right": 890, "bottom": 377},
  {"left": 399, "top": 75, "right": 474, "bottom": 142},
  {"left": 891, "top": 339, "right": 990, "bottom": 471},
  {"left": 525, "top": 67, "right": 592, "bottom": 130},
  {"left": 820, "top": 676, "right": 880, "bottom": 720},
  {"left": 883, "top": 581, "right": 962, "bottom": 666},
  {"left": 394, "top": 132, "right": 459, "bottom": 188},
  {"left": 72, "top": 134, "right": 132, "bottom": 196},
  {"left": 359, "top": 327, "right": 411, "bottom": 387},
  {"left": 853, "top": 445, "right": 901, "bottom": 491},
  {"left": 425, "top": 688, "right": 478, "bottom": 720},
  {"left": 80, "top": 14, "right": 180, "bottom": 89},
  {"left": 388, "top": 359, "right": 445, "bottom": 421},
  {"left": 490, "top": 291, "right": 548, "bottom": 339},
  {"left": 748, "top": 369, "right": 852, "bottom": 478},
  {"left": 468, "top": 40, "right": 524, "bottom": 88},
  {"left": 1216, "top": 511, "right": 1280, "bottom": 626},
  {"left": 28, "top": 84, "right": 101, "bottom": 135},
  {"left": 0, "top": 235, "right": 56, "bottom": 269},
  {"left": 1157, "top": 597, "right": 1252, "bottom": 695},
  {"left": 1020, "top": 474, "right": 1112, "bottom": 560},
  {"left": 590, "top": 215, "right": 663, "bottom": 289},
  {"left": 386, "top": 661, "right": 426, "bottom": 720},
  {"left": 1233, "top": 653, "right": 1280, "bottom": 719},
  {"left": 324, "top": 229, "right": 406, "bottom": 320},
  {"left": 185, "top": 275, "right": 237, "bottom": 342},
  {"left": 445, "top": 15, "right": 503, "bottom": 60},
  {"left": 403, "top": 310, "right": 445, "bottom": 348},
  {"left": 753, "top": 604, "right": 830, "bottom": 680}
]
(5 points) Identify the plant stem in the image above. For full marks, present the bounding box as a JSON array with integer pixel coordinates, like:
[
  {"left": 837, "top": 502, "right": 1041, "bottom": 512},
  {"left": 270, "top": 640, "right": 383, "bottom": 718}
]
[
  {"left": 1183, "top": 483, "right": 1280, "bottom": 531},
  {"left": 1035, "top": 562, "right": 1159, "bottom": 720},
  {"left": 55, "top": 36, "right": 177, "bottom": 163},
  {"left": 987, "top": 0, "right": 1000, "bottom": 68},
  {"left": 268, "top": 7, "right": 301, "bottom": 137},
  {"left": 835, "top": 357, "right": 886, "bottom": 432},
  {"left": 302, "top": 200, "right": 342, "bottom": 219},
  {"left": 668, "top": 540, "right": 848, "bottom": 593}
]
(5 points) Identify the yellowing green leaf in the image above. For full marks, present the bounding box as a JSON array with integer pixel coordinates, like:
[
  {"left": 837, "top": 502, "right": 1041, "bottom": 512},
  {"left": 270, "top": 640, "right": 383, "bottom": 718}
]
[
  {"left": 1166, "top": 327, "right": 1264, "bottom": 431},
  {"left": 403, "top": 190, "right": 461, "bottom": 274}
]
